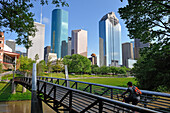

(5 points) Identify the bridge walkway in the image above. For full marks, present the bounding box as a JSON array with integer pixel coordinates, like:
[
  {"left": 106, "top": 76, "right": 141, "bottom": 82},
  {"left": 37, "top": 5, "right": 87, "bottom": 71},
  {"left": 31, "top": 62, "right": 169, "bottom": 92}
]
[{"left": 14, "top": 77, "right": 170, "bottom": 113}]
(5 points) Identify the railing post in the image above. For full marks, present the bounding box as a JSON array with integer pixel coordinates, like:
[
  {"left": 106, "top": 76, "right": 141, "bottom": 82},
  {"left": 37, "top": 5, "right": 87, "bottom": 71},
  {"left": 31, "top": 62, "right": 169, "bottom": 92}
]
[
  {"left": 31, "top": 63, "right": 43, "bottom": 113},
  {"left": 22, "top": 72, "right": 27, "bottom": 93},
  {"left": 144, "top": 95, "right": 147, "bottom": 108},
  {"left": 37, "top": 80, "right": 39, "bottom": 96},
  {"left": 12, "top": 71, "right": 16, "bottom": 94},
  {"left": 57, "top": 79, "right": 59, "bottom": 85},
  {"left": 99, "top": 100, "right": 103, "bottom": 113},
  {"left": 53, "top": 86, "right": 56, "bottom": 108},
  {"left": 110, "top": 89, "right": 113, "bottom": 99},
  {"left": 75, "top": 82, "right": 77, "bottom": 89},
  {"left": 51, "top": 78, "right": 53, "bottom": 83},
  {"left": 69, "top": 91, "right": 72, "bottom": 112},
  {"left": 65, "top": 65, "right": 69, "bottom": 87},
  {"left": 44, "top": 82, "right": 47, "bottom": 101},
  {"left": 89, "top": 84, "right": 92, "bottom": 93}
]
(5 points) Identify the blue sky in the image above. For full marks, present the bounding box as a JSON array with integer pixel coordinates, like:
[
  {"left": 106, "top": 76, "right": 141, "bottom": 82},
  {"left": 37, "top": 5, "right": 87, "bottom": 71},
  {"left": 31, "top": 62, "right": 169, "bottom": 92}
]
[{"left": 4, "top": 0, "right": 133, "bottom": 57}]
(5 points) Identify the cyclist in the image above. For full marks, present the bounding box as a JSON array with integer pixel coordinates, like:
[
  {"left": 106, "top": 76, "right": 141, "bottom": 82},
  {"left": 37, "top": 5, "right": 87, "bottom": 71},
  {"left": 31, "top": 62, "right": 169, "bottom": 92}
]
[{"left": 119, "top": 82, "right": 140, "bottom": 105}]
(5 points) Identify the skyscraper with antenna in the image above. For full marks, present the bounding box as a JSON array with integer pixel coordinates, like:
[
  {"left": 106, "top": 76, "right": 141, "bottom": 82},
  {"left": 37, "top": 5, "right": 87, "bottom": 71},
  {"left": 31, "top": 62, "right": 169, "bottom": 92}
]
[{"left": 40, "top": 6, "right": 42, "bottom": 24}]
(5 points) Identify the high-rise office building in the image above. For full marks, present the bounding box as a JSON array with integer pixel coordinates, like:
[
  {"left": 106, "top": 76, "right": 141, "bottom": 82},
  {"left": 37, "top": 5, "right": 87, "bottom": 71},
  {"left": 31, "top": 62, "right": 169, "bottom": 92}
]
[
  {"left": 68, "top": 37, "right": 72, "bottom": 56},
  {"left": 28, "top": 22, "right": 45, "bottom": 63},
  {"left": 134, "top": 38, "right": 149, "bottom": 59},
  {"left": 99, "top": 12, "right": 122, "bottom": 66},
  {"left": 130, "top": 41, "right": 135, "bottom": 58},
  {"left": 88, "top": 53, "right": 97, "bottom": 65},
  {"left": 51, "top": 9, "right": 68, "bottom": 58},
  {"left": 44, "top": 46, "right": 51, "bottom": 61},
  {"left": 122, "top": 42, "right": 134, "bottom": 68},
  {"left": 6, "top": 40, "right": 16, "bottom": 52},
  {"left": 71, "top": 29, "right": 87, "bottom": 57}
]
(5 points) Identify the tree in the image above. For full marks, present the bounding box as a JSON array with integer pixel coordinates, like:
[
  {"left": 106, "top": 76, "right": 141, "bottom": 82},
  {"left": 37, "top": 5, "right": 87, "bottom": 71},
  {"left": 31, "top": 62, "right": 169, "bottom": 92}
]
[
  {"left": 0, "top": 0, "right": 68, "bottom": 49},
  {"left": 34, "top": 54, "right": 39, "bottom": 63},
  {"left": 132, "top": 43, "right": 170, "bottom": 91},
  {"left": 110, "top": 66, "right": 119, "bottom": 75},
  {"left": 46, "top": 56, "right": 53, "bottom": 73},
  {"left": 119, "top": 0, "right": 169, "bottom": 43},
  {"left": 0, "top": 63, "right": 3, "bottom": 73},
  {"left": 52, "top": 59, "right": 64, "bottom": 72},
  {"left": 118, "top": 67, "right": 126, "bottom": 75},
  {"left": 119, "top": 0, "right": 170, "bottom": 91},
  {"left": 100, "top": 66, "right": 110, "bottom": 75},
  {"left": 91, "top": 64, "right": 99, "bottom": 74},
  {"left": 63, "top": 54, "right": 91, "bottom": 74},
  {"left": 37, "top": 60, "right": 46, "bottom": 76},
  {"left": 17, "top": 55, "right": 35, "bottom": 72}
]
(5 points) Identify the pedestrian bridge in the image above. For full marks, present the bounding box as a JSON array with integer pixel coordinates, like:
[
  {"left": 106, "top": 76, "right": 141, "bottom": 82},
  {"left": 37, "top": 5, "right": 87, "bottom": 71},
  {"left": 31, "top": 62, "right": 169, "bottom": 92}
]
[{"left": 14, "top": 77, "right": 170, "bottom": 113}]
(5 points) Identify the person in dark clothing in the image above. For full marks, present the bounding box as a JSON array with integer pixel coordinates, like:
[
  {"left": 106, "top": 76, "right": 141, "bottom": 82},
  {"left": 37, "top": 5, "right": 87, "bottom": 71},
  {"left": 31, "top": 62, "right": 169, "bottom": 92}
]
[{"left": 120, "top": 82, "right": 140, "bottom": 105}]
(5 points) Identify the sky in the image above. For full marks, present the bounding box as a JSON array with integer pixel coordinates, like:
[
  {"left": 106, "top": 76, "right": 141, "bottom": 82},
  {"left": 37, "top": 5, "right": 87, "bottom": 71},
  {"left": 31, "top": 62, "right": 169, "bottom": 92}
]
[{"left": 4, "top": 0, "right": 133, "bottom": 58}]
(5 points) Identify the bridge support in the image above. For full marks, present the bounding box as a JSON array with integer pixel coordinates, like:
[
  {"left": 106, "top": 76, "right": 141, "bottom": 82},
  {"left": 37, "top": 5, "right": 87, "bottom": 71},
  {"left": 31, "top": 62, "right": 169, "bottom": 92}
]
[
  {"left": 12, "top": 71, "right": 16, "bottom": 94},
  {"left": 22, "top": 72, "right": 27, "bottom": 93},
  {"left": 31, "top": 63, "right": 43, "bottom": 113}
]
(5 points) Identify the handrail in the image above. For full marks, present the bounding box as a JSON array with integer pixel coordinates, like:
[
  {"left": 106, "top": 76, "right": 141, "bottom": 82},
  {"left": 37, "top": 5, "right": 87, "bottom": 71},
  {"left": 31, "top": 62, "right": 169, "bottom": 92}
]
[
  {"left": 37, "top": 76, "right": 170, "bottom": 113},
  {"left": 39, "top": 79, "right": 160, "bottom": 113},
  {"left": 14, "top": 77, "right": 160, "bottom": 113},
  {"left": 37, "top": 76, "right": 170, "bottom": 97}
]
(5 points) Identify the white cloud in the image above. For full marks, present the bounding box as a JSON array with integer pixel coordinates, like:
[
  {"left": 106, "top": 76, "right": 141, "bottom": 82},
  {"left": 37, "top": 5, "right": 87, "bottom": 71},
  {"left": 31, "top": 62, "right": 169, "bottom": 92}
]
[
  {"left": 16, "top": 46, "right": 26, "bottom": 53},
  {"left": 43, "top": 17, "right": 49, "bottom": 24}
]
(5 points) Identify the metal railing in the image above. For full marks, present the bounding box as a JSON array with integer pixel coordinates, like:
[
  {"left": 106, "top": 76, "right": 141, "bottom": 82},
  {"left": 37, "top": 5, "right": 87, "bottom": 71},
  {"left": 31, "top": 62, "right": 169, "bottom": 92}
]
[
  {"left": 14, "top": 77, "right": 159, "bottom": 113},
  {"left": 37, "top": 76, "right": 170, "bottom": 113}
]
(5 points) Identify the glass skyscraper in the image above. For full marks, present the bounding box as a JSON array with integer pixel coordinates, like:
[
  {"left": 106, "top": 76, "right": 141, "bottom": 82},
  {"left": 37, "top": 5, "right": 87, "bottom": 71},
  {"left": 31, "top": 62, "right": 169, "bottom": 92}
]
[
  {"left": 99, "top": 12, "right": 122, "bottom": 66},
  {"left": 51, "top": 9, "right": 68, "bottom": 58}
]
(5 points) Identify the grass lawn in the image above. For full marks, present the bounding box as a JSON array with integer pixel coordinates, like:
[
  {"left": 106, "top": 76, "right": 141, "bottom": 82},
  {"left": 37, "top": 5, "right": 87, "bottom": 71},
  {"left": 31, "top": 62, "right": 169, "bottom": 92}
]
[
  {"left": 0, "top": 82, "right": 31, "bottom": 101},
  {"left": 40, "top": 72, "right": 126, "bottom": 78},
  {"left": 74, "top": 77, "right": 136, "bottom": 87},
  {"left": 1, "top": 74, "right": 24, "bottom": 80}
]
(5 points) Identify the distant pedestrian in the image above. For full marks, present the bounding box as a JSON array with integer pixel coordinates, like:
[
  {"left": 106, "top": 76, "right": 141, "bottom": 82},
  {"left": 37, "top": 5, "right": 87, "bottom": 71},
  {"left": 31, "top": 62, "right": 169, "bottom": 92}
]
[{"left": 119, "top": 82, "right": 141, "bottom": 105}]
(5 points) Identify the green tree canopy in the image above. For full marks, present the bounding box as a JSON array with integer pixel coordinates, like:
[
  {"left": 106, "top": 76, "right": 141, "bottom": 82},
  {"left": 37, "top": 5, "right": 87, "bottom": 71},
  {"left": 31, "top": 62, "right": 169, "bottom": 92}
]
[
  {"left": 46, "top": 56, "right": 53, "bottom": 73},
  {"left": 0, "top": 0, "right": 68, "bottom": 49},
  {"left": 37, "top": 60, "right": 46, "bottom": 75},
  {"left": 63, "top": 54, "right": 91, "bottom": 74},
  {"left": 100, "top": 66, "right": 111, "bottom": 74},
  {"left": 119, "top": 0, "right": 170, "bottom": 91},
  {"left": 119, "top": 0, "right": 169, "bottom": 43},
  {"left": 34, "top": 54, "right": 39, "bottom": 62},
  {"left": 52, "top": 59, "right": 64, "bottom": 72},
  {"left": 17, "top": 55, "right": 35, "bottom": 72}
]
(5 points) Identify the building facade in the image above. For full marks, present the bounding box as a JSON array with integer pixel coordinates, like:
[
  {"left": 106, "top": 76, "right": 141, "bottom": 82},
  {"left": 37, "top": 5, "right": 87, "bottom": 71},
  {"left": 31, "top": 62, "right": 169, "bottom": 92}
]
[
  {"left": 44, "top": 46, "right": 51, "bottom": 60},
  {"left": 122, "top": 42, "right": 134, "bottom": 68},
  {"left": 45, "top": 53, "right": 57, "bottom": 64},
  {"left": 0, "top": 32, "right": 20, "bottom": 70},
  {"left": 0, "top": 32, "right": 4, "bottom": 63},
  {"left": 134, "top": 38, "right": 149, "bottom": 59},
  {"left": 71, "top": 29, "right": 87, "bottom": 57},
  {"left": 28, "top": 22, "right": 45, "bottom": 63},
  {"left": 99, "top": 12, "right": 122, "bottom": 66},
  {"left": 51, "top": 9, "right": 68, "bottom": 58},
  {"left": 16, "top": 51, "right": 27, "bottom": 57},
  {"left": 6, "top": 40, "right": 16, "bottom": 52},
  {"left": 88, "top": 53, "right": 97, "bottom": 65},
  {"left": 68, "top": 37, "right": 72, "bottom": 56}
]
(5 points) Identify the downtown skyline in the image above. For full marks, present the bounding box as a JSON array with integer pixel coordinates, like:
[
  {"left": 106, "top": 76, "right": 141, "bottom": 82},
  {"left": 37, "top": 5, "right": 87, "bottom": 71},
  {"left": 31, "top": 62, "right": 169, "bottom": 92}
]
[{"left": 3, "top": 0, "right": 131, "bottom": 59}]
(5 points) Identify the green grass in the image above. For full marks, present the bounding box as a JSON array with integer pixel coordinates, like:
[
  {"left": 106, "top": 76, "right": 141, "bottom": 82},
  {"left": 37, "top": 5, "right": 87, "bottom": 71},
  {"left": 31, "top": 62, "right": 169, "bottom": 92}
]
[
  {"left": 1, "top": 74, "right": 24, "bottom": 80},
  {"left": 75, "top": 77, "right": 136, "bottom": 87},
  {"left": 0, "top": 82, "right": 31, "bottom": 101},
  {"left": 40, "top": 72, "right": 126, "bottom": 78}
]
